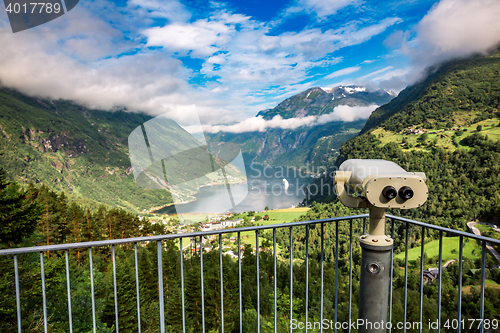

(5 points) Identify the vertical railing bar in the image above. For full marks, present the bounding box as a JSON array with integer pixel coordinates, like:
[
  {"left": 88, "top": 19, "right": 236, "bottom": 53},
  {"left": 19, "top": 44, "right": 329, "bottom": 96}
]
[
  {"left": 388, "top": 219, "right": 395, "bottom": 332},
  {"left": 40, "top": 252, "right": 48, "bottom": 333},
  {"left": 403, "top": 223, "right": 409, "bottom": 333},
  {"left": 134, "top": 243, "right": 141, "bottom": 333},
  {"left": 437, "top": 231, "right": 443, "bottom": 333},
  {"left": 348, "top": 219, "right": 353, "bottom": 333},
  {"left": 14, "top": 254, "right": 21, "bottom": 333},
  {"left": 200, "top": 236, "right": 205, "bottom": 333},
  {"left": 273, "top": 229, "right": 277, "bottom": 333},
  {"left": 256, "top": 230, "right": 260, "bottom": 333},
  {"left": 157, "top": 241, "right": 165, "bottom": 333},
  {"left": 65, "top": 250, "right": 73, "bottom": 333},
  {"left": 480, "top": 241, "right": 486, "bottom": 333},
  {"left": 334, "top": 221, "right": 339, "bottom": 333},
  {"left": 419, "top": 227, "right": 425, "bottom": 333},
  {"left": 457, "top": 236, "right": 463, "bottom": 333},
  {"left": 89, "top": 248, "right": 97, "bottom": 333},
  {"left": 238, "top": 232, "right": 242, "bottom": 333},
  {"left": 219, "top": 235, "right": 224, "bottom": 333},
  {"left": 290, "top": 227, "right": 293, "bottom": 332},
  {"left": 305, "top": 225, "right": 309, "bottom": 333},
  {"left": 320, "top": 222, "right": 324, "bottom": 333},
  {"left": 112, "top": 245, "right": 118, "bottom": 333},
  {"left": 180, "top": 238, "right": 186, "bottom": 333}
]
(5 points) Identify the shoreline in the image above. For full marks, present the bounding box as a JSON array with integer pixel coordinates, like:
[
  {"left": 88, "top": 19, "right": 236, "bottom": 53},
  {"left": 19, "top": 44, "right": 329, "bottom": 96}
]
[{"left": 149, "top": 178, "right": 247, "bottom": 214}]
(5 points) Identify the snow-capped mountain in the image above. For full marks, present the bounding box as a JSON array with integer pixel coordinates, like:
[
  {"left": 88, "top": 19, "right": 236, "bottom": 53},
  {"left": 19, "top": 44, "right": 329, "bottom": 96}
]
[
  {"left": 257, "top": 85, "right": 395, "bottom": 120},
  {"left": 207, "top": 85, "right": 396, "bottom": 168}
]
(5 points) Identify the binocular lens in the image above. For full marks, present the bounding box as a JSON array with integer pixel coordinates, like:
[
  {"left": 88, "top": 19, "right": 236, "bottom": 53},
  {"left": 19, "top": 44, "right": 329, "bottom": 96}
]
[
  {"left": 399, "top": 186, "right": 414, "bottom": 200},
  {"left": 382, "top": 186, "right": 397, "bottom": 199}
]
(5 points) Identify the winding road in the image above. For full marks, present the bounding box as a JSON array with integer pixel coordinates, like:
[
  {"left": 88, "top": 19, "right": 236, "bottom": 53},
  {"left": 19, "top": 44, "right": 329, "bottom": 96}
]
[{"left": 467, "top": 221, "right": 500, "bottom": 268}]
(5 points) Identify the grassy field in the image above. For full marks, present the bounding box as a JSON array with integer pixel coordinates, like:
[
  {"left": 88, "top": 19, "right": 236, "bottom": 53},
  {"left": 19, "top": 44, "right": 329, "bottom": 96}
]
[
  {"left": 463, "top": 279, "right": 500, "bottom": 295},
  {"left": 371, "top": 117, "right": 500, "bottom": 153},
  {"left": 255, "top": 207, "right": 309, "bottom": 223},
  {"left": 395, "top": 237, "right": 485, "bottom": 264},
  {"left": 229, "top": 208, "right": 310, "bottom": 248}
]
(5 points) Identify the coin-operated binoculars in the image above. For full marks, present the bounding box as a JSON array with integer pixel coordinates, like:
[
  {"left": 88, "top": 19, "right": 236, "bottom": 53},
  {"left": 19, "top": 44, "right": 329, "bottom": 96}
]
[{"left": 334, "top": 159, "right": 428, "bottom": 333}]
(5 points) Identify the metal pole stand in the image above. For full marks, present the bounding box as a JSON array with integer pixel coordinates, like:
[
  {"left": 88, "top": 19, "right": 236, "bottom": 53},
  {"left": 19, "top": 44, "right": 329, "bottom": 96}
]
[{"left": 358, "top": 205, "right": 393, "bottom": 333}]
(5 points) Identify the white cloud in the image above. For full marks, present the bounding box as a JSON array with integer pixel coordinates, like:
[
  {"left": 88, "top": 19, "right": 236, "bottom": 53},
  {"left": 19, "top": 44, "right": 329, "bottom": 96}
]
[
  {"left": 275, "top": 17, "right": 401, "bottom": 59},
  {"left": 287, "top": 0, "right": 360, "bottom": 19},
  {"left": 206, "top": 55, "right": 226, "bottom": 64},
  {"left": 0, "top": 11, "right": 228, "bottom": 126},
  {"left": 364, "top": 0, "right": 500, "bottom": 93},
  {"left": 204, "top": 104, "right": 379, "bottom": 133},
  {"left": 258, "top": 35, "right": 281, "bottom": 52},
  {"left": 204, "top": 115, "right": 317, "bottom": 133},
  {"left": 128, "top": 0, "right": 191, "bottom": 23},
  {"left": 316, "top": 105, "right": 377, "bottom": 123},
  {"left": 370, "top": 68, "right": 410, "bottom": 82},
  {"left": 143, "top": 20, "right": 232, "bottom": 57},
  {"left": 415, "top": 0, "right": 500, "bottom": 62},
  {"left": 0, "top": 0, "right": 402, "bottom": 128},
  {"left": 355, "top": 66, "right": 394, "bottom": 81},
  {"left": 380, "top": 0, "right": 500, "bottom": 90},
  {"left": 325, "top": 66, "right": 361, "bottom": 79}
]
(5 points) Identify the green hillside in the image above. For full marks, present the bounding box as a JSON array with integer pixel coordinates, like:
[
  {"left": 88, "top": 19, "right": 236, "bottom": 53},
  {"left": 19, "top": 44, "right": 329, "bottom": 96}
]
[
  {"left": 304, "top": 52, "right": 500, "bottom": 231},
  {"left": 361, "top": 53, "right": 500, "bottom": 134},
  {"left": 0, "top": 88, "right": 175, "bottom": 211}
]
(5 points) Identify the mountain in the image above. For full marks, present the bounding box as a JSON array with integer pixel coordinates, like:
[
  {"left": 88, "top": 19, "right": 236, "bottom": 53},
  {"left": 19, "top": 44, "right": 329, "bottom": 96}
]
[
  {"left": 257, "top": 85, "right": 395, "bottom": 120},
  {"left": 208, "top": 86, "right": 395, "bottom": 169},
  {"left": 0, "top": 88, "right": 244, "bottom": 212},
  {"left": 0, "top": 88, "right": 171, "bottom": 211},
  {"left": 303, "top": 51, "right": 500, "bottom": 230}
]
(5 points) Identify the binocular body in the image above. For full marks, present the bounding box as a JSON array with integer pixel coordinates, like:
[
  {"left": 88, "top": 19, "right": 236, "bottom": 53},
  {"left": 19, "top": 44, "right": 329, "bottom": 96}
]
[{"left": 334, "top": 159, "right": 428, "bottom": 209}]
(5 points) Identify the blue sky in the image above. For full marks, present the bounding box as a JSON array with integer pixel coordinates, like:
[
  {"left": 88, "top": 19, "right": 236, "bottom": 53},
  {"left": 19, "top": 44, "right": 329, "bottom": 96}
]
[{"left": 1, "top": 0, "right": 500, "bottom": 130}]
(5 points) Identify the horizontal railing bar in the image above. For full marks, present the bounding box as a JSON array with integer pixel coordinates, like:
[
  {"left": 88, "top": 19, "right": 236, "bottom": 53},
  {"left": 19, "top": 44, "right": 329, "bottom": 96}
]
[
  {"left": 387, "top": 214, "right": 500, "bottom": 245},
  {"left": 0, "top": 214, "right": 369, "bottom": 255},
  {"left": 3, "top": 213, "right": 498, "bottom": 256}
]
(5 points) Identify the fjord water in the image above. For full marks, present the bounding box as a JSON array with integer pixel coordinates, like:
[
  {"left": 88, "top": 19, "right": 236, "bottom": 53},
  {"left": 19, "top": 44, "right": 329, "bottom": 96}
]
[{"left": 155, "top": 164, "right": 314, "bottom": 214}]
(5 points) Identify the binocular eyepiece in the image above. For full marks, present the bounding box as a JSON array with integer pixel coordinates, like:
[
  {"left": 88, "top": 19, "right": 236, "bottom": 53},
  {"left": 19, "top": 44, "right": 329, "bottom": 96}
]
[
  {"left": 382, "top": 185, "right": 414, "bottom": 200},
  {"left": 382, "top": 186, "right": 397, "bottom": 200}
]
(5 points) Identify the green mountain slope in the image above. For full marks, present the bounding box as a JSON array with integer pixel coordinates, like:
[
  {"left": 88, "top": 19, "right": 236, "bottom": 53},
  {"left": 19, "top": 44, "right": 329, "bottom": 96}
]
[
  {"left": 362, "top": 53, "right": 500, "bottom": 134},
  {"left": 304, "top": 52, "right": 500, "bottom": 230},
  {"left": 0, "top": 88, "right": 174, "bottom": 211}
]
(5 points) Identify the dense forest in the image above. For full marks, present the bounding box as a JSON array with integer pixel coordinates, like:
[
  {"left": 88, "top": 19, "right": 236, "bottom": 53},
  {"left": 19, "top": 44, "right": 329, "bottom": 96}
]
[{"left": 1, "top": 163, "right": 500, "bottom": 332}]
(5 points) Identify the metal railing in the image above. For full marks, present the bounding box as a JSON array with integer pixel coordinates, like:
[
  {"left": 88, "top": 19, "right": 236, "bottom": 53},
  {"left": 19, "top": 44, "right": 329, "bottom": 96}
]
[{"left": 1, "top": 214, "right": 500, "bottom": 333}]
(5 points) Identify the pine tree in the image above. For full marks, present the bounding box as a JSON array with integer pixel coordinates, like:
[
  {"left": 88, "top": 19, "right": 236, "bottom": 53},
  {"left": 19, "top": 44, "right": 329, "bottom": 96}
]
[
  {"left": 67, "top": 201, "right": 84, "bottom": 262},
  {"left": 0, "top": 167, "right": 41, "bottom": 246},
  {"left": 115, "top": 250, "right": 139, "bottom": 333},
  {"left": 0, "top": 167, "right": 42, "bottom": 332}
]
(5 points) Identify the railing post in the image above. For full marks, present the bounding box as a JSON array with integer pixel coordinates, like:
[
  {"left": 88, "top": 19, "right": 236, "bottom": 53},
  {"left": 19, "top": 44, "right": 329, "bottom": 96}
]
[{"left": 358, "top": 206, "right": 393, "bottom": 333}]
